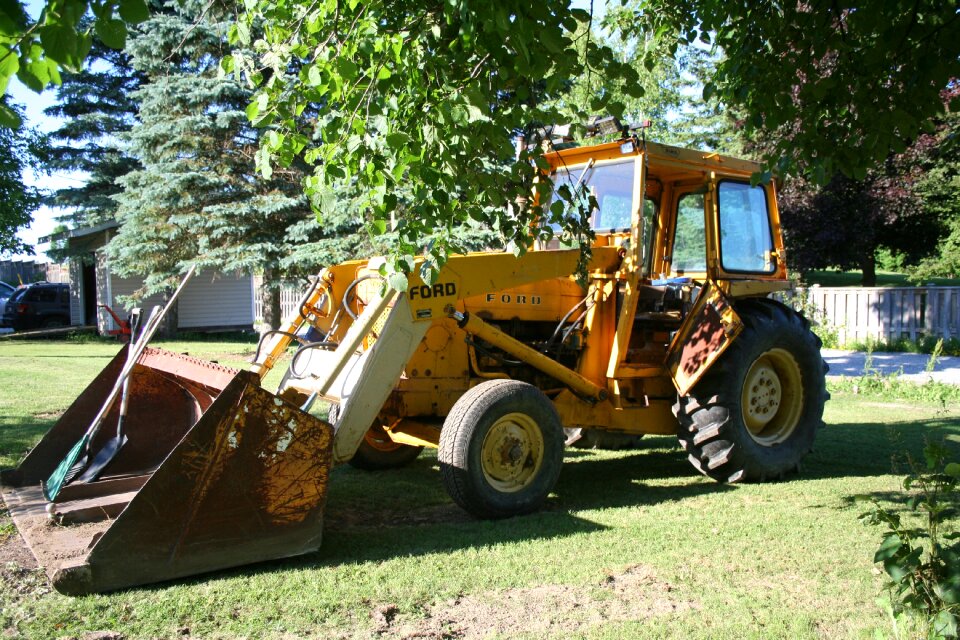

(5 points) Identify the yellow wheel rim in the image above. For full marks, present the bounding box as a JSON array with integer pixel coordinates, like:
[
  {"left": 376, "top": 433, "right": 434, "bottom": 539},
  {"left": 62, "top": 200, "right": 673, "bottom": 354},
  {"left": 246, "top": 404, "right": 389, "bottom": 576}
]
[
  {"left": 480, "top": 412, "right": 544, "bottom": 493},
  {"left": 363, "top": 424, "right": 404, "bottom": 453},
  {"left": 740, "top": 348, "right": 804, "bottom": 446}
]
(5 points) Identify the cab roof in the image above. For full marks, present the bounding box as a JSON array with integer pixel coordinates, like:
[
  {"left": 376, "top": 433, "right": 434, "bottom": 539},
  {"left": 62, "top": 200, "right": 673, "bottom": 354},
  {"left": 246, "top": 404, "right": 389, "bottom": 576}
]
[{"left": 543, "top": 139, "right": 761, "bottom": 183}]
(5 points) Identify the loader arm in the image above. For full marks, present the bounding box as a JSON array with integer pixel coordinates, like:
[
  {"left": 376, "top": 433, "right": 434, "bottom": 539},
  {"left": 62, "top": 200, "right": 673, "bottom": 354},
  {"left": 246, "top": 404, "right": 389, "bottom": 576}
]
[{"left": 271, "top": 247, "right": 623, "bottom": 463}]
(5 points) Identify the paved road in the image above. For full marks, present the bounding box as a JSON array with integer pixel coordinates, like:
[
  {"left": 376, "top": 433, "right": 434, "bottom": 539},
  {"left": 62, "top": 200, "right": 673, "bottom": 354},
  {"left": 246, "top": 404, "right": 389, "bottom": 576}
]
[{"left": 822, "top": 348, "right": 960, "bottom": 385}]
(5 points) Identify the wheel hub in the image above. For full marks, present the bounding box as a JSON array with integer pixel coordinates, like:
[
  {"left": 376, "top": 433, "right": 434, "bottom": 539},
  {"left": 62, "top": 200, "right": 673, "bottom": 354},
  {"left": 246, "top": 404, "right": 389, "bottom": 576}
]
[
  {"left": 481, "top": 413, "right": 544, "bottom": 493},
  {"left": 744, "top": 363, "right": 782, "bottom": 425},
  {"left": 740, "top": 349, "right": 804, "bottom": 446}
]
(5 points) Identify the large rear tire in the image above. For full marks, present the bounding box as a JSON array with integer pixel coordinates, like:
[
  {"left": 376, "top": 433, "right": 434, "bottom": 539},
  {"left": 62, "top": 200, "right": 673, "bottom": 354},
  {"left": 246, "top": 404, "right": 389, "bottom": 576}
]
[
  {"left": 439, "top": 379, "right": 564, "bottom": 519},
  {"left": 674, "top": 299, "right": 828, "bottom": 483}
]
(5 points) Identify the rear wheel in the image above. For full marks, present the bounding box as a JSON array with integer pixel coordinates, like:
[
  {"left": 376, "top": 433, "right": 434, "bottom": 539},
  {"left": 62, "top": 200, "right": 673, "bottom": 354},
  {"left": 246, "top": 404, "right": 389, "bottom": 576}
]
[
  {"left": 439, "top": 379, "right": 564, "bottom": 519},
  {"left": 674, "top": 299, "right": 828, "bottom": 482},
  {"left": 328, "top": 404, "right": 424, "bottom": 471},
  {"left": 349, "top": 424, "right": 424, "bottom": 470}
]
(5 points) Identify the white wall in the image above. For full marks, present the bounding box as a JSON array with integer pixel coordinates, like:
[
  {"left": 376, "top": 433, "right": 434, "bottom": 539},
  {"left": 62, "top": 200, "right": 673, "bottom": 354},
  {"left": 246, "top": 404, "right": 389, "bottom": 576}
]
[
  {"left": 103, "top": 270, "right": 254, "bottom": 332},
  {"left": 177, "top": 271, "right": 255, "bottom": 329},
  {"left": 68, "top": 260, "right": 82, "bottom": 326}
]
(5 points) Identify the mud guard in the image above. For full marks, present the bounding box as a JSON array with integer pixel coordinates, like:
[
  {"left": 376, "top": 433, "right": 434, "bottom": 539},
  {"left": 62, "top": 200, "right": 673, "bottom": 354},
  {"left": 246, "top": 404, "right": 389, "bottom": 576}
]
[{"left": 665, "top": 281, "right": 743, "bottom": 395}]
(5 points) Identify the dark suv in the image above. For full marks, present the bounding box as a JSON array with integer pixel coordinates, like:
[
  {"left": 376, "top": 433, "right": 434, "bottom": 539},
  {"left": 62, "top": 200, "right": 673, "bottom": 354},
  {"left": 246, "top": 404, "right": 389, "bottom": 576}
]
[{"left": 1, "top": 282, "right": 71, "bottom": 330}]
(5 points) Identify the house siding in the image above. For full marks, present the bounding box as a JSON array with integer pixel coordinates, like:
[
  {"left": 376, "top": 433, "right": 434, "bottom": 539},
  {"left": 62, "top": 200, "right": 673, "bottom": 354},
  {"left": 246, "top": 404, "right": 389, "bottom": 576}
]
[
  {"left": 68, "top": 260, "right": 82, "bottom": 326},
  {"left": 177, "top": 271, "right": 255, "bottom": 329},
  {"left": 103, "top": 270, "right": 254, "bottom": 332}
]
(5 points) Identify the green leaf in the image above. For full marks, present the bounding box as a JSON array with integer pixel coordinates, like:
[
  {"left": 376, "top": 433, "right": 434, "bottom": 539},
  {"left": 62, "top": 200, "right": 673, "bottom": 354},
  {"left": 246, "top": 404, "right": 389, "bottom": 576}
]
[
  {"left": 932, "top": 610, "right": 958, "bottom": 638},
  {"left": 336, "top": 58, "right": 357, "bottom": 80},
  {"left": 117, "top": 0, "right": 149, "bottom": 23},
  {"left": 16, "top": 58, "right": 46, "bottom": 91},
  {"left": 0, "top": 102, "right": 21, "bottom": 128},
  {"left": 387, "top": 271, "right": 409, "bottom": 293},
  {"left": 945, "top": 463, "right": 960, "bottom": 479},
  {"left": 874, "top": 534, "right": 903, "bottom": 562},
  {"left": 0, "top": 44, "right": 19, "bottom": 94},
  {"left": 39, "top": 24, "right": 80, "bottom": 68},
  {"left": 245, "top": 99, "right": 260, "bottom": 122},
  {"left": 95, "top": 18, "right": 127, "bottom": 49},
  {"left": 235, "top": 20, "right": 250, "bottom": 45},
  {"left": 0, "top": 0, "right": 28, "bottom": 36}
]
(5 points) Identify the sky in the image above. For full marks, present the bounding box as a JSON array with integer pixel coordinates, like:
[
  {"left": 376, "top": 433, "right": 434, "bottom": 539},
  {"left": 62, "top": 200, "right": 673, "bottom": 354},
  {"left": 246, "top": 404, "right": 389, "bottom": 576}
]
[{"left": 9, "top": 0, "right": 609, "bottom": 263}]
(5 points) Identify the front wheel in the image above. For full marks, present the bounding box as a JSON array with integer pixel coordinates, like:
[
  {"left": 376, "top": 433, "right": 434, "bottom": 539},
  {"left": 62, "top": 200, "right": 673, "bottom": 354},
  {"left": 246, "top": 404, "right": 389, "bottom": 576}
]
[
  {"left": 439, "top": 379, "right": 564, "bottom": 519},
  {"left": 675, "top": 299, "right": 828, "bottom": 483}
]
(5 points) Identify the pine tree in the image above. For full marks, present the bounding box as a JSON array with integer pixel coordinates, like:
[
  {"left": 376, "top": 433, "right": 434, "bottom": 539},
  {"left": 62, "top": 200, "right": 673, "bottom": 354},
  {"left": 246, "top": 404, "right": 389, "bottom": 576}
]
[
  {"left": 43, "top": 37, "right": 145, "bottom": 231},
  {"left": 108, "top": 0, "right": 358, "bottom": 333}
]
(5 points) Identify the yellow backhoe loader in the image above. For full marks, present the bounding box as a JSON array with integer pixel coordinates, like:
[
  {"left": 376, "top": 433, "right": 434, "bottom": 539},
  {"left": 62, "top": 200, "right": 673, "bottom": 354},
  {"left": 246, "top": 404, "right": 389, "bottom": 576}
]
[{"left": 1, "top": 133, "right": 827, "bottom": 594}]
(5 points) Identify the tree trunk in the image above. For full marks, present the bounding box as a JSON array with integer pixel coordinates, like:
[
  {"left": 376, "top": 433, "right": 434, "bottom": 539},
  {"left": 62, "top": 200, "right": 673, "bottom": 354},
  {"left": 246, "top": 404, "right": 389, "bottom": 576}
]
[
  {"left": 158, "top": 295, "right": 179, "bottom": 339},
  {"left": 860, "top": 253, "right": 877, "bottom": 287},
  {"left": 261, "top": 269, "right": 282, "bottom": 331}
]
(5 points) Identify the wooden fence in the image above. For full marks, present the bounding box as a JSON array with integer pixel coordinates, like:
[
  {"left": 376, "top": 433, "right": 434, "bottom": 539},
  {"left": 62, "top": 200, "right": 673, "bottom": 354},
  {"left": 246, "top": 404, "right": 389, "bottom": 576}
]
[
  {"left": 789, "top": 286, "right": 960, "bottom": 343},
  {"left": 0, "top": 259, "right": 70, "bottom": 286}
]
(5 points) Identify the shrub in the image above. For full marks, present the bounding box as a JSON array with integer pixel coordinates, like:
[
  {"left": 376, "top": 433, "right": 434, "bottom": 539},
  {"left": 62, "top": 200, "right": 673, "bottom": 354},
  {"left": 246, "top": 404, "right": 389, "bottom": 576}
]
[{"left": 860, "top": 441, "right": 960, "bottom": 638}]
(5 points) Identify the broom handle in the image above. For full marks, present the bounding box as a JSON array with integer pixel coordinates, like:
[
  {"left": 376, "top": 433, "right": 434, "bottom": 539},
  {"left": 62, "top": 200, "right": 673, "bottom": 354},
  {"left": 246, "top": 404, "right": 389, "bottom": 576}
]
[
  {"left": 81, "top": 265, "right": 197, "bottom": 445},
  {"left": 113, "top": 308, "right": 145, "bottom": 438}
]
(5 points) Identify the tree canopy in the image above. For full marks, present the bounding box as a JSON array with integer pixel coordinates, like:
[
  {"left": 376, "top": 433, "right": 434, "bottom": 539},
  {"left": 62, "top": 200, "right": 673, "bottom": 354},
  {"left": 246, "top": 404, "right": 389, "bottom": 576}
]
[
  {"left": 232, "top": 0, "right": 960, "bottom": 276},
  {"left": 0, "top": 0, "right": 149, "bottom": 127},
  {"left": 614, "top": 0, "right": 960, "bottom": 182},
  {"left": 107, "top": 0, "right": 361, "bottom": 330},
  {"left": 42, "top": 35, "right": 144, "bottom": 233},
  {"left": 230, "top": 0, "right": 641, "bottom": 283},
  {"left": 5, "top": 1, "right": 960, "bottom": 273},
  {"left": 0, "top": 97, "right": 41, "bottom": 254}
]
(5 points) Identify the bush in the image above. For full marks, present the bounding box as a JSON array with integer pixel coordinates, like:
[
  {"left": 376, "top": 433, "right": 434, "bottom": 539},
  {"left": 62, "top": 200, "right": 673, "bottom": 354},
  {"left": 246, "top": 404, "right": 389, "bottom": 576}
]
[
  {"left": 860, "top": 441, "right": 960, "bottom": 638},
  {"left": 844, "top": 336, "right": 960, "bottom": 357}
]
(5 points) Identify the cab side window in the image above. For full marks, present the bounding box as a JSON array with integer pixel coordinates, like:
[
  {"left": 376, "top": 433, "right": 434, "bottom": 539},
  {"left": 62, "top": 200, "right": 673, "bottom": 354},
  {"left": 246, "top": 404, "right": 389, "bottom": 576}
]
[
  {"left": 717, "top": 182, "right": 775, "bottom": 273},
  {"left": 671, "top": 192, "right": 706, "bottom": 273}
]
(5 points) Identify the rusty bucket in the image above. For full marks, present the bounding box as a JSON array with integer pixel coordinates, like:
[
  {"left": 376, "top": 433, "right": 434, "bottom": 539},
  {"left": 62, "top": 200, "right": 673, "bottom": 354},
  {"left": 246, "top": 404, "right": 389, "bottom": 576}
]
[{"left": 1, "top": 347, "right": 334, "bottom": 595}]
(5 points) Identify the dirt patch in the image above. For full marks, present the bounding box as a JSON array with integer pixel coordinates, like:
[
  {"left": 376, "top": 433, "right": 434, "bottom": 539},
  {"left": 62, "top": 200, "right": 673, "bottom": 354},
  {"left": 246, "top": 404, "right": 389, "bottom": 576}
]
[
  {"left": 0, "top": 529, "right": 36, "bottom": 571},
  {"left": 0, "top": 513, "right": 51, "bottom": 637},
  {"left": 34, "top": 411, "right": 65, "bottom": 421},
  {"left": 368, "top": 564, "right": 696, "bottom": 639}
]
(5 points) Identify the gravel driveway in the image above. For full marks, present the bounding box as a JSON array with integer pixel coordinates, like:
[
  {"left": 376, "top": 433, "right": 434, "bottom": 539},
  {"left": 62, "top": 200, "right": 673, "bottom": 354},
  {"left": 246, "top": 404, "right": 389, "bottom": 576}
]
[{"left": 822, "top": 348, "right": 960, "bottom": 386}]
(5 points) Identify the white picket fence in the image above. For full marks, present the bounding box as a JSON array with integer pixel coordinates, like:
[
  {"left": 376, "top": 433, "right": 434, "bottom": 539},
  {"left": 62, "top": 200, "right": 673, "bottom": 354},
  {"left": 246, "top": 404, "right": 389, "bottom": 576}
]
[
  {"left": 791, "top": 286, "right": 960, "bottom": 342},
  {"left": 252, "top": 277, "right": 310, "bottom": 326}
]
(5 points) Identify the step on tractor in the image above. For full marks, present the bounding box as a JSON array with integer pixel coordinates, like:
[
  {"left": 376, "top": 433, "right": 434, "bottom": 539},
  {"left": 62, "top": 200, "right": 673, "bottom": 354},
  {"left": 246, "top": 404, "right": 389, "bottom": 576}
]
[{"left": 1, "top": 134, "right": 827, "bottom": 594}]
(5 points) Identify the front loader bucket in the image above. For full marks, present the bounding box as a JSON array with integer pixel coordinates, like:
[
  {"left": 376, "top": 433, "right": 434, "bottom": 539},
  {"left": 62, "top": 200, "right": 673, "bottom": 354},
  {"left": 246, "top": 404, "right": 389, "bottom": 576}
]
[{"left": 1, "top": 347, "right": 334, "bottom": 595}]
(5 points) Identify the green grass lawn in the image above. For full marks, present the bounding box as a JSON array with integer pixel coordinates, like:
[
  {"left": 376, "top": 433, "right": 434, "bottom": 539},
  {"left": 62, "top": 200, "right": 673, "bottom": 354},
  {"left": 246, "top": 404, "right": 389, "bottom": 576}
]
[
  {"left": 1, "top": 340, "right": 959, "bottom": 638},
  {"left": 801, "top": 269, "right": 960, "bottom": 288}
]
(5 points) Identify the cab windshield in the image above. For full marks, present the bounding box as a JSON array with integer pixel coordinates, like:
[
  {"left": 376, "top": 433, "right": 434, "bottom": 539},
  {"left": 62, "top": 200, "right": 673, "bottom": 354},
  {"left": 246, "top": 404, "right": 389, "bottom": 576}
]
[
  {"left": 550, "top": 159, "right": 656, "bottom": 274},
  {"left": 550, "top": 159, "right": 634, "bottom": 231}
]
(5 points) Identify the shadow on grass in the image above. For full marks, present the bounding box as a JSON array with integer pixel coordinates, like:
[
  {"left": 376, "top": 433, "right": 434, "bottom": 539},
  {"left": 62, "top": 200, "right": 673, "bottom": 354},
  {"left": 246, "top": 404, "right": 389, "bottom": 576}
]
[
  {"left": 803, "top": 415, "right": 960, "bottom": 480},
  {"left": 0, "top": 418, "right": 53, "bottom": 469},
  {"left": 5, "top": 400, "right": 960, "bottom": 594}
]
